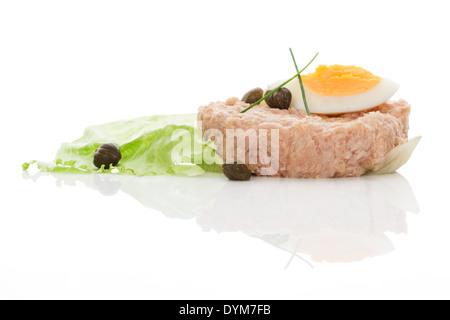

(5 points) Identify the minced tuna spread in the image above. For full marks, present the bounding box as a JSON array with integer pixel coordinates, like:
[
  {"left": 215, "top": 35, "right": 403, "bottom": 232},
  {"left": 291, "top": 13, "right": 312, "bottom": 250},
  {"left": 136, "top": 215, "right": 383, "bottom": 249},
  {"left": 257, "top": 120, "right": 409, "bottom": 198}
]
[{"left": 198, "top": 99, "right": 410, "bottom": 178}]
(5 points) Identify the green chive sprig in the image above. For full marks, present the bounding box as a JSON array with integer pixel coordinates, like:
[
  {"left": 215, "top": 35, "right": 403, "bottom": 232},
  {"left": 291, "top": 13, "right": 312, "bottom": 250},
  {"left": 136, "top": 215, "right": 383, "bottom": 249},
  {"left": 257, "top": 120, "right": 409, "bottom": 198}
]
[
  {"left": 289, "top": 48, "right": 311, "bottom": 116},
  {"left": 240, "top": 51, "right": 319, "bottom": 114}
]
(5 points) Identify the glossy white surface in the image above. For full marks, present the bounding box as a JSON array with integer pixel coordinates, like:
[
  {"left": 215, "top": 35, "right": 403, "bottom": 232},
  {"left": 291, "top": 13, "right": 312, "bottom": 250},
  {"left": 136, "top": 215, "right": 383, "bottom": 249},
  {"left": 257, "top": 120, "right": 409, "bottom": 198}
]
[
  {"left": 3, "top": 164, "right": 449, "bottom": 299},
  {"left": 1, "top": 0, "right": 450, "bottom": 300}
]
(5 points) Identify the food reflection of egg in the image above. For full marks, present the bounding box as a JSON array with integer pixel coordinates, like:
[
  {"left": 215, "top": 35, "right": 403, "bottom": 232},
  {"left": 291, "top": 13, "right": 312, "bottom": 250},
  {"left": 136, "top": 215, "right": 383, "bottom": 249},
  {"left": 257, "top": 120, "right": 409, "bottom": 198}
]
[{"left": 268, "top": 65, "right": 399, "bottom": 114}]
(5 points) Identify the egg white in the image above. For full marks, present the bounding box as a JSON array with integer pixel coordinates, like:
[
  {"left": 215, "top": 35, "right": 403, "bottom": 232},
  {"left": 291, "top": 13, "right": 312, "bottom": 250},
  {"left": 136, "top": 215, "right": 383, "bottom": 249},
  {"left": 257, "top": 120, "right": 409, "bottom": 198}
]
[{"left": 268, "top": 77, "right": 400, "bottom": 114}]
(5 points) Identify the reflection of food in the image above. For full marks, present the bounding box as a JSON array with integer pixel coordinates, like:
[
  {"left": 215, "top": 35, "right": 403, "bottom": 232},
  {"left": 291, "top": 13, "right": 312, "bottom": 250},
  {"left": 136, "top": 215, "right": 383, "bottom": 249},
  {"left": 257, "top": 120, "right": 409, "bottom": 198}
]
[
  {"left": 25, "top": 172, "right": 419, "bottom": 264},
  {"left": 199, "top": 99, "right": 412, "bottom": 178},
  {"left": 195, "top": 175, "right": 414, "bottom": 236},
  {"left": 292, "top": 232, "right": 395, "bottom": 263}
]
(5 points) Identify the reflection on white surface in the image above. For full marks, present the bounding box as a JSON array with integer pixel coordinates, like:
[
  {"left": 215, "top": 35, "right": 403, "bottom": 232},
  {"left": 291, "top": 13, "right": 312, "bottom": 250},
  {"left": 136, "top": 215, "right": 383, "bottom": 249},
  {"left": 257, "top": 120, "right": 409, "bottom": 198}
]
[{"left": 23, "top": 171, "right": 419, "bottom": 265}]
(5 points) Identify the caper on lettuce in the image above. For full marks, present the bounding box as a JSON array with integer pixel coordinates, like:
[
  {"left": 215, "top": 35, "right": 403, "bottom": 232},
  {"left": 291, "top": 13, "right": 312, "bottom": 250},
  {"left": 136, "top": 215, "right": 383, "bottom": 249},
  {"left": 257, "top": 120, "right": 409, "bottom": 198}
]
[{"left": 93, "top": 143, "right": 122, "bottom": 169}]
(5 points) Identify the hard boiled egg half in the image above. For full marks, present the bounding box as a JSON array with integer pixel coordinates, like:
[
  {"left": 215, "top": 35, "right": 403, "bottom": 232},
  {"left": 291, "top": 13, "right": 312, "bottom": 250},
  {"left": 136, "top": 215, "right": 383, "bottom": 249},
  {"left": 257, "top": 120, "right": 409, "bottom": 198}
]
[{"left": 268, "top": 65, "right": 399, "bottom": 114}]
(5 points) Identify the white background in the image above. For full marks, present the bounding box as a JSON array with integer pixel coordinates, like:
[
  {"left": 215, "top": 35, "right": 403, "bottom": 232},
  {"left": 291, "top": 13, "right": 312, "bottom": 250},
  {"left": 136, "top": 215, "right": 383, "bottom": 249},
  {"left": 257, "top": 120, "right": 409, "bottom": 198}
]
[{"left": 1, "top": 0, "right": 449, "bottom": 300}]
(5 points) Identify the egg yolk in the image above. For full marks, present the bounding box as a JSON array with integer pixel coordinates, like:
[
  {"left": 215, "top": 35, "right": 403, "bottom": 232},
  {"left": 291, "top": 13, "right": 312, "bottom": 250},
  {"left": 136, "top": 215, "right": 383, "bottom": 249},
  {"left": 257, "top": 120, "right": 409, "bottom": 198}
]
[{"left": 302, "top": 65, "right": 381, "bottom": 96}]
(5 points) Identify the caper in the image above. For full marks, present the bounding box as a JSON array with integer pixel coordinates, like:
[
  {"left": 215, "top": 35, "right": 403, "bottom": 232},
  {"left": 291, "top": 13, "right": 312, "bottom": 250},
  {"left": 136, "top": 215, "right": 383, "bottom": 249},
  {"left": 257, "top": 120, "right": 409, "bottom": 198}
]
[
  {"left": 265, "top": 87, "right": 292, "bottom": 109},
  {"left": 222, "top": 161, "right": 251, "bottom": 181},
  {"left": 241, "top": 87, "right": 264, "bottom": 104},
  {"left": 93, "top": 143, "right": 122, "bottom": 169}
]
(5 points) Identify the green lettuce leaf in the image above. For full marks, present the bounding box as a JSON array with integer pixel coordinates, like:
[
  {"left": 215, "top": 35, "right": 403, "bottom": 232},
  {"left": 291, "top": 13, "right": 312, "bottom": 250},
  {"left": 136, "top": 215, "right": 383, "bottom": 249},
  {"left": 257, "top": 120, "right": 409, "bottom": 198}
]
[{"left": 23, "top": 114, "right": 222, "bottom": 176}]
